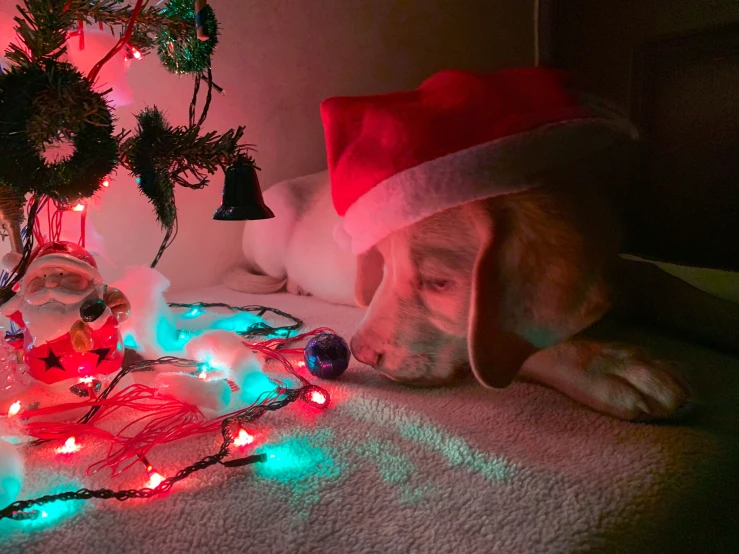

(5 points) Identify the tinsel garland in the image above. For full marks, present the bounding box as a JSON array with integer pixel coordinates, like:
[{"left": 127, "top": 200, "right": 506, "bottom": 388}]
[
  {"left": 0, "top": 61, "right": 118, "bottom": 204},
  {"left": 156, "top": 0, "right": 219, "bottom": 75}
]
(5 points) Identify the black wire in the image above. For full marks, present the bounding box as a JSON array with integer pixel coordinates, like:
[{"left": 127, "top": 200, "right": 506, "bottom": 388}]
[
  {"left": 168, "top": 302, "right": 304, "bottom": 338},
  {"left": 149, "top": 215, "right": 178, "bottom": 268},
  {"left": 0, "top": 386, "right": 323, "bottom": 521},
  {"left": 197, "top": 67, "right": 214, "bottom": 128},
  {"left": 0, "top": 301, "right": 317, "bottom": 521},
  {"left": 189, "top": 73, "right": 201, "bottom": 128},
  {"left": 188, "top": 68, "right": 214, "bottom": 129}
]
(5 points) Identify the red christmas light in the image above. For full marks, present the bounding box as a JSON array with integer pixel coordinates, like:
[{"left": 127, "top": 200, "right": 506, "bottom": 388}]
[
  {"left": 308, "top": 390, "right": 327, "bottom": 407},
  {"left": 233, "top": 429, "right": 254, "bottom": 447},
  {"left": 56, "top": 437, "right": 81, "bottom": 455},
  {"left": 145, "top": 464, "right": 164, "bottom": 489},
  {"left": 7, "top": 401, "right": 21, "bottom": 417}
]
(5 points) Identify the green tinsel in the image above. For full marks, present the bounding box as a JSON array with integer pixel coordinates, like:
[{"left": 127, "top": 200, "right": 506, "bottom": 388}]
[
  {"left": 156, "top": 0, "right": 219, "bottom": 75},
  {"left": 0, "top": 61, "right": 117, "bottom": 203}
]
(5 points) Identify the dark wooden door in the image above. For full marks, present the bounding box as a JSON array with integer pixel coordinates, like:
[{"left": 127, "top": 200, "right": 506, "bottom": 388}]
[{"left": 550, "top": 1, "right": 739, "bottom": 270}]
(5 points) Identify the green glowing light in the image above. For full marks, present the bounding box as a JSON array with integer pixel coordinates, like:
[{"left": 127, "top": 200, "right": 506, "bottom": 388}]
[
  {"left": 239, "top": 370, "right": 279, "bottom": 405},
  {"left": 155, "top": 314, "right": 186, "bottom": 353},
  {"left": 0, "top": 482, "right": 85, "bottom": 534},
  {"left": 182, "top": 307, "right": 203, "bottom": 319},
  {"left": 254, "top": 429, "right": 344, "bottom": 517},
  {"left": 353, "top": 438, "right": 437, "bottom": 505},
  {"left": 340, "top": 397, "right": 516, "bottom": 482},
  {"left": 210, "top": 312, "right": 263, "bottom": 333},
  {"left": 122, "top": 333, "right": 139, "bottom": 350},
  {"left": 355, "top": 439, "right": 415, "bottom": 486}
]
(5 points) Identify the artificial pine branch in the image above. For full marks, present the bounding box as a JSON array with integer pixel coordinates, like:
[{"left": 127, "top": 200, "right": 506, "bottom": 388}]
[
  {"left": 1, "top": 0, "right": 255, "bottom": 267},
  {"left": 118, "top": 107, "right": 253, "bottom": 228},
  {"left": 4, "top": 0, "right": 76, "bottom": 65},
  {"left": 68, "top": 0, "right": 191, "bottom": 53}
]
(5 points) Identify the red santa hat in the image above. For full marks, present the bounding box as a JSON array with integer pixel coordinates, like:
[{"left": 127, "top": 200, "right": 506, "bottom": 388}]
[
  {"left": 2, "top": 241, "right": 103, "bottom": 288},
  {"left": 321, "top": 67, "right": 638, "bottom": 254}
]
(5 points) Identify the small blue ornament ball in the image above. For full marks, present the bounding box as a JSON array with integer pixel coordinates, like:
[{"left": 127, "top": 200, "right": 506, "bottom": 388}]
[{"left": 304, "top": 333, "right": 351, "bottom": 379}]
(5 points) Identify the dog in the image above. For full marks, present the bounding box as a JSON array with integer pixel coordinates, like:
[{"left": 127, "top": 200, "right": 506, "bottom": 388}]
[{"left": 227, "top": 166, "right": 739, "bottom": 422}]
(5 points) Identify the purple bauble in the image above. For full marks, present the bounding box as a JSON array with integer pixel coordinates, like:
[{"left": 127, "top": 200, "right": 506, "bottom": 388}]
[{"left": 303, "top": 333, "right": 350, "bottom": 379}]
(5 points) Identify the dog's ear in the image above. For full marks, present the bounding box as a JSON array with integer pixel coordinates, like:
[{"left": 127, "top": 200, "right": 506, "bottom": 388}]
[
  {"left": 355, "top": 246, "right": 384, "bottom": 308},
  {"left": 467, "top": 209, "right": 538, "bottom": 388},
  {"left": 468, "top": 184, "right": 617, "bottom": 389}
]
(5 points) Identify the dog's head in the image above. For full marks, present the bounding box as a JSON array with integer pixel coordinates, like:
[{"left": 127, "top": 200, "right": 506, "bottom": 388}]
[{"left": 350, "top": 173, "right": 620, "bottom": 388}]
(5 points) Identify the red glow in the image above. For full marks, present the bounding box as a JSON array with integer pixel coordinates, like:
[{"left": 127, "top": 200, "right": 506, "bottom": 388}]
[
  {"left": 145, "top": 464, "right": 164, "bottom": 488},
  {"left": 233, "top": 429, "right": 254, "bottom": 447},
  {"left": 72, "top": 203, "right": 85, "bottom": 212},
  {"left": 56, "top": 437, "right": 80, "bottom": 455},
  {"left": 309, "top": 391, "right": 327, "bottom": 405},
  {"left": 147, "top": 472, "right": 164, "bottom": 488},
  {"left": 8, "top": 400, "right": 21, "bottom": 417},
  {"left": 102, "top": 179, "right": 110, "bottom": 187},
  {"left": 133, "top": 49, "right": 142, "bottom": 60}
]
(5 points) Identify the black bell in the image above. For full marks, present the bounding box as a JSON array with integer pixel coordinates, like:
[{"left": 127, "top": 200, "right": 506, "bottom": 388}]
[{"left": 213, "top": 157, "right": 275, "bottom": 221}]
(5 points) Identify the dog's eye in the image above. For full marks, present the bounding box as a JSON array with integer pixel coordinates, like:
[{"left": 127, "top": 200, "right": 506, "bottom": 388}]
[{"left": 419, "top": 277, "right": 452, "bottom": 293}]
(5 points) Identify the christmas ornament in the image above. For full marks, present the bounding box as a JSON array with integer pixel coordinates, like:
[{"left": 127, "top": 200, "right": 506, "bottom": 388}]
[
  {"left": 303, "top": 333, "right": 351, "bottom": 379},
  {"left": 0, "top": 241, "right": 131, "bottom": 385},
  {"left": 0, "top": 61, "right": 117, "bottom": 205},
  {"left": 213, "top": 157, "right": 275, "bottom": 221},
  {"left": 157, "top": 0, "right": 219, "bottom": 75}
]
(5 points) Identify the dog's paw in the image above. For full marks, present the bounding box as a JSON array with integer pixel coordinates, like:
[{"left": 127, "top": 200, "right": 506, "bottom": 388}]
[{"left": 583, "top": 344, "right": 693, "bottom": 421}]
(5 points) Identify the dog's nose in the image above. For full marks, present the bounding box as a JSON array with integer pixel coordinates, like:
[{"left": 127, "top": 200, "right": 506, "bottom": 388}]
[{"left": 350, "top": 335, "right": 384, "bottom": 368}]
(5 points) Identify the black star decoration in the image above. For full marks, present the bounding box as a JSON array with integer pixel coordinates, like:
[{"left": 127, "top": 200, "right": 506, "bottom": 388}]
[
  {"left": 91, "top": 348, "right": 111, "bottom": 366},
  {"left": 40, "top": 348, "right": 65, "bottom": 372}
]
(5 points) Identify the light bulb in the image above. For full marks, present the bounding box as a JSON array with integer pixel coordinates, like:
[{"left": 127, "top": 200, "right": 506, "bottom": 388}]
[
  {"left": 234, "top": 429, "right": 254, "bottom": 447},
  {"left": 56, "top": 437, "right": 80, "bottom": 455},
  {"left": 8, "top": 400, "right": 21, "bottom": 417}
]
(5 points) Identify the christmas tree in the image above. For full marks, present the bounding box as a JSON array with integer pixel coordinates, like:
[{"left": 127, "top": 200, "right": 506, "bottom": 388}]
[{"left": 0, "top": 0, "right": 259, "bottom": 302}]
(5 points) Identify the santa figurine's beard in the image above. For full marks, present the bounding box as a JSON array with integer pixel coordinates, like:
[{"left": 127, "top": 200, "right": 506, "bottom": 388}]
[{"left": 22, "top": 289, "right": 94, "bottom": 346}]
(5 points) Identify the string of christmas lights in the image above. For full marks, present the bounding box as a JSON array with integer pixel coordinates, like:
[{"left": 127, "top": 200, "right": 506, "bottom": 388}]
[
  {"left": 0, "top": 304, "right": 336, "bottom": 523},
  {"left": 168, "top": 302, "right": 304, "bottom": 338}
]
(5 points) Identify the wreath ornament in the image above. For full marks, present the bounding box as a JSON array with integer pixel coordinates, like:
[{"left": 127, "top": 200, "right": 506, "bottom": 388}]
[{"left": 0, "top": 61, "right": 118, "bottom": 205}]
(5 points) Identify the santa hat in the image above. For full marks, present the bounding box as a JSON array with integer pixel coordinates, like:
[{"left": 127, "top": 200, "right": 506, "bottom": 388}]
[
  {"left": 2, "top": 241, "right": 103, "bottom": 288},
  {"left": 321, "top": 67, "right": 638, "bottom": 254}
]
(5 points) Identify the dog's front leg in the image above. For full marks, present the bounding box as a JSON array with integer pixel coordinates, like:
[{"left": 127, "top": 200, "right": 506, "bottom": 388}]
[{"left": 519, "top": 339, "right": 693, "bottom": 421}]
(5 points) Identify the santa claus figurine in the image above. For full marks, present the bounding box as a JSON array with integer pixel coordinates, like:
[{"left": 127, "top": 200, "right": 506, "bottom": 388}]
[{"left": 1, "top": 242, "right": 131, "bottom": 385}]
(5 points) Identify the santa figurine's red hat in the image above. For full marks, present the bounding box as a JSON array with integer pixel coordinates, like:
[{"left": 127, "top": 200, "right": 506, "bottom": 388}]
[
  {"left": 2, "top": 241, "right": 103, "bottom": 288},
  {"left": 321, "top": 67, "right": 638, "bottom": 254}
]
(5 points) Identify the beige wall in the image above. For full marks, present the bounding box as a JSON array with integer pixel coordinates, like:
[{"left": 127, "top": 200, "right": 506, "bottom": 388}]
[{"left": 1, "top": 0, "right": 534, "bottom": 291}]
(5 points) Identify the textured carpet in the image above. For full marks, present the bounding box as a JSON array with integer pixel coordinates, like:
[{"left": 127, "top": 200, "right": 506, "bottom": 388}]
[{"left": 3, "top": 286, "right": 738, "bottom": 554}]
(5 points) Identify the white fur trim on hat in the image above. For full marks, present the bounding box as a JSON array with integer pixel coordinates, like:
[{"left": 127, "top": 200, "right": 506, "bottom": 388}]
[{"left": 340, "top": 117, "right": 637, "bottom": 254}]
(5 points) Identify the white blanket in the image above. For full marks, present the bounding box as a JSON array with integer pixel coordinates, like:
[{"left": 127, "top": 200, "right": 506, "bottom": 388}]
[{"left": 4, "top": 287, "right": 739, "bottom": 553}]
